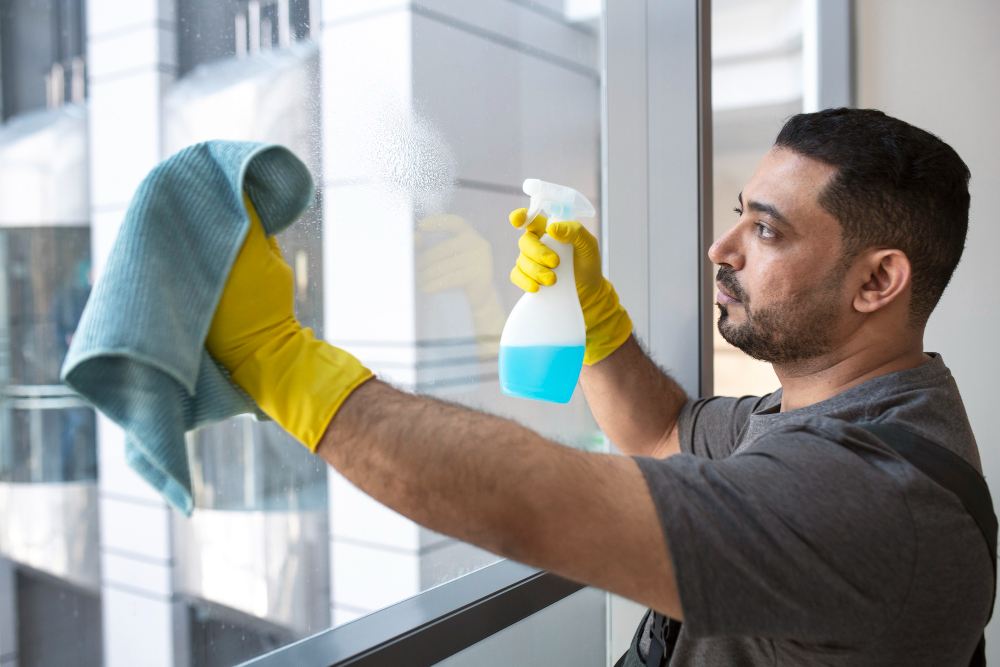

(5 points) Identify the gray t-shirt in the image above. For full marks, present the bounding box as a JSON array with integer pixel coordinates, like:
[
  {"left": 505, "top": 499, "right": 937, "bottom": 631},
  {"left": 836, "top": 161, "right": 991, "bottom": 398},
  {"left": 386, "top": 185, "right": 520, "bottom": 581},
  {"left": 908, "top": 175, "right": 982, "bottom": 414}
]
[{"left": 633, "top": 353, "right": 992, "bottom": 666}]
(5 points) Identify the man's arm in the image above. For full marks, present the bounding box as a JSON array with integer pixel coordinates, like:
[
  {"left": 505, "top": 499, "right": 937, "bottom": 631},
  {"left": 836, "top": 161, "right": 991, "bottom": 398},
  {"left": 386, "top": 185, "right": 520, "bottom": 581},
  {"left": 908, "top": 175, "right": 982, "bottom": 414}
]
[
  {"left": 317, "top": 378, "right": 684, "bottom": 620},
  {"left": 507, "top": 214, "right": 687, "bottom": 459},
  {"left": 580, "top": 335, "right": 688, "bottom": 459},
  {"left": 206, "top": 206, "right": 683, "bottom": 616}
]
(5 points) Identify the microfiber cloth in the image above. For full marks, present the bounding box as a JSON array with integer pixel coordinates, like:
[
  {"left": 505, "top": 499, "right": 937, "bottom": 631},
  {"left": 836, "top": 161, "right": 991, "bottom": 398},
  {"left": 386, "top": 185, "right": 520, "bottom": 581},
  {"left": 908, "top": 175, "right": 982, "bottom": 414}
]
[{"left": 61, "top": 141, "right": 315, "bottom": 515}]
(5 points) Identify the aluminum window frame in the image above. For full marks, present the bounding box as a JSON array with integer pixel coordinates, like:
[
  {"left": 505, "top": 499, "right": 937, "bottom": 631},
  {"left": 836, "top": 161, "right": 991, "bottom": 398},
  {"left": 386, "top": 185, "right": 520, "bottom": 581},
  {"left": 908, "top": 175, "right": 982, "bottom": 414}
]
[
  {"left": 603, "top": 0, "right": 713, "bottom": 397},
  {"left": 803, "top": 0, "right": 855, "bottom": 111},
  {"left": 239, "top": 561, "right": 582, "bottom": 667},
  {"left": 238, "top": 0, "right": 714, "bottom": 664}
]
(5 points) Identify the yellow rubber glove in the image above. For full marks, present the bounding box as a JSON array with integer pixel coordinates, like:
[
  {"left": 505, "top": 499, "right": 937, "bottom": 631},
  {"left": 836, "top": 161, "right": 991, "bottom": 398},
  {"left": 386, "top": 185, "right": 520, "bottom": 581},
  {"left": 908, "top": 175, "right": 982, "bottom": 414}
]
[
  {"left": 205, "top": 195, "right": 373, "bottom": 451},
  {"left": 508, "top": 208, "right": 632, "bottom": 365}
]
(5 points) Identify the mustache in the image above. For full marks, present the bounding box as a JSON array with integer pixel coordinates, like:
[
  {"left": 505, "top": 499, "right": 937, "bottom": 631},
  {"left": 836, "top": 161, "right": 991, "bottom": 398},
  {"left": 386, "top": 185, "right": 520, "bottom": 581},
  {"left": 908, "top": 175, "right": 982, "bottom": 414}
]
[{"left": 716, "top": 266, "right": 747, "bottom": 302}]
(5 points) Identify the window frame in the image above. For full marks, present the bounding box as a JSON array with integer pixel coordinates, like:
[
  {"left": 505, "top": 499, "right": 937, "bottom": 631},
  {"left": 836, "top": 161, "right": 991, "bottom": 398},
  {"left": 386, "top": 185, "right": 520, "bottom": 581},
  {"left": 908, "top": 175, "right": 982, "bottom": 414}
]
[{"left": 239, "top": 561, "right": 582, "bottom": 667}]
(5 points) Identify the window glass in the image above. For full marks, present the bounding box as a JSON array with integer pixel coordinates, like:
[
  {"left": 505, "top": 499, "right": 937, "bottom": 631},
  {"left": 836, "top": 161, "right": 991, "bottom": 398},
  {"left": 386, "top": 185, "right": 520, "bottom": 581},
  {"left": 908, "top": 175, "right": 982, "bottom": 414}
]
[
  {"left": 0, "top": 227, "right": 96, "bottom": 483},
  {"left": 0, "top": 1, "right": 606, "bottom": 665},
  {"left": 0, "top": 2, "right": 100, "bottom": 665},
  {"left": 711, "top": 0, "right": 801, "bottom": 396},
  {"left": 0, "top": 0, "right": 86, "bottom": 119}
]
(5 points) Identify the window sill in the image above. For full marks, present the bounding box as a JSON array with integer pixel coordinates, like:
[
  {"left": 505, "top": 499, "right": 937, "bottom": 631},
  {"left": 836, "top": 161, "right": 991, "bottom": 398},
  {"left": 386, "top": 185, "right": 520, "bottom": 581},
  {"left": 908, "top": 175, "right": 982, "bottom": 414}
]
[{"left": 238, "top": 559, "right": 583, "bottom": 667}]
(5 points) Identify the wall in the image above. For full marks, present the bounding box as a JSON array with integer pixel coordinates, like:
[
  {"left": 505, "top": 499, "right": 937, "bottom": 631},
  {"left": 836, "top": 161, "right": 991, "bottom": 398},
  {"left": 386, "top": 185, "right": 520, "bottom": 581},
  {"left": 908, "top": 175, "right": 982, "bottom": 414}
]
[{"left": 855, "top": 0, "right": 1000, "bottom": 658}]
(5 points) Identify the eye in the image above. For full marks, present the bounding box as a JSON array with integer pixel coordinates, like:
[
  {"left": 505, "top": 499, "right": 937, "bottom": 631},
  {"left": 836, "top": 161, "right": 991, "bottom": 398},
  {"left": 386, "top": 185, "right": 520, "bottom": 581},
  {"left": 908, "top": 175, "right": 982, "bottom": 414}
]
[
  {"left": 754, "top": 222, "right": 777, "bottom": 240},
  {"left": 735, "top": 207, "right": 777, "bottom": 240}
]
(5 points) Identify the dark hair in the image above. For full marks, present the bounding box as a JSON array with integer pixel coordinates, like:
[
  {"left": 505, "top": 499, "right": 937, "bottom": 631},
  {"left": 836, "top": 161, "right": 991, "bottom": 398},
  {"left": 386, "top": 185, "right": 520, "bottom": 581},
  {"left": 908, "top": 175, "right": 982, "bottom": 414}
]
[{"left": 774, "top": 108, "right": 970, "bottom": 325}]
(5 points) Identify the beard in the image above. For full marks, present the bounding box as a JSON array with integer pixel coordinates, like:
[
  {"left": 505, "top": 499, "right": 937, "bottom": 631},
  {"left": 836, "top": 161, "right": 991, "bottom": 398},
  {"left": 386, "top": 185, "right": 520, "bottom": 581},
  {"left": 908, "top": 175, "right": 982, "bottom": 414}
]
[{"left": 716, "top": 265, "right": 843, "bottom": 364}]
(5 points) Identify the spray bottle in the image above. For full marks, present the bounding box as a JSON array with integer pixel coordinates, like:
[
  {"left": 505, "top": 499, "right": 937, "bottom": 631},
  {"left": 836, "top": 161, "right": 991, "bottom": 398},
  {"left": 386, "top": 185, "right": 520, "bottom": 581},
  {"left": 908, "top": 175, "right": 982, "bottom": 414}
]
[{"left": 498, "top": 179, "right": 595, "bottom": 403}]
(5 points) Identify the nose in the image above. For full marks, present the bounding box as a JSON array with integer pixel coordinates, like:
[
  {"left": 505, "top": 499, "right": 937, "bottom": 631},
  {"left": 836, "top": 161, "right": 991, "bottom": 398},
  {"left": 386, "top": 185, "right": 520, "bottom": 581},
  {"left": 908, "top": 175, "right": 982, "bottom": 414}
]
[{"left": 708, "top": 224, "right": 743, "bottom": 270}]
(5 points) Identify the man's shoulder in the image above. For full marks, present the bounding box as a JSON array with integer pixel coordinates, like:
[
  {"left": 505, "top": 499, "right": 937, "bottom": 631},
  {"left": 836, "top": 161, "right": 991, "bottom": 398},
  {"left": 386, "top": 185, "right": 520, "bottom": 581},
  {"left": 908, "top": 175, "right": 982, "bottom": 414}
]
[
  {"left": 744, "top": 354, "right": 976, "bottom": 459},
  {"left": 740, "top": 414, "right": 898, "bottom": 460}
]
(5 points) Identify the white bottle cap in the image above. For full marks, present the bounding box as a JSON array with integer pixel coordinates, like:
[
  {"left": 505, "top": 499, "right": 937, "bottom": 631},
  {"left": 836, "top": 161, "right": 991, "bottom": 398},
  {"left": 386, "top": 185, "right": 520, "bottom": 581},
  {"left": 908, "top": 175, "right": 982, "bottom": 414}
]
[{"left": 523, "top": 178, "right": 596, "bottom": 224}]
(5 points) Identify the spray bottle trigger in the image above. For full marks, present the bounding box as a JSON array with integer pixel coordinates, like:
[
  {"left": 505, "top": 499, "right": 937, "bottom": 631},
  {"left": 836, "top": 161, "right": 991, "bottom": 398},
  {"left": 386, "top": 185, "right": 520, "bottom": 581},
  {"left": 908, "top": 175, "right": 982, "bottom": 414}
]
[{"left": 525, "top": 202, "right": 543, "bottom": 229}]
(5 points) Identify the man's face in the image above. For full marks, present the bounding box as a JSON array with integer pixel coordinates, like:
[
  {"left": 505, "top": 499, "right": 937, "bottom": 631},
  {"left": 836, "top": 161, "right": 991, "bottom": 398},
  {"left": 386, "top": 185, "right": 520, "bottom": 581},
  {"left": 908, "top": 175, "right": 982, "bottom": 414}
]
[{"left": 709, "top": 147, "right": 851, "bottom": 364}]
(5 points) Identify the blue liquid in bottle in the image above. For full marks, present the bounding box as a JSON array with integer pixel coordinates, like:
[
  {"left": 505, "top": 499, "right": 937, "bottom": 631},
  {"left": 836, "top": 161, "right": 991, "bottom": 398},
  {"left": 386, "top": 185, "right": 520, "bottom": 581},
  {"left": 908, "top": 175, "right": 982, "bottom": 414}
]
[{"left": 498, "top": 345, "right": 585, "bottom": 404}]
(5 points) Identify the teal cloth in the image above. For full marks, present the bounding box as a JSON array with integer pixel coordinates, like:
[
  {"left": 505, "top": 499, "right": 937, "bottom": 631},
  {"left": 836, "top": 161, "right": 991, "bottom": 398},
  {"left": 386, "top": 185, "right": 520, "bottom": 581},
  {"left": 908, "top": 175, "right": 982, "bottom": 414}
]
[{"left": 61, "top": 141, "right": 315, "bottom": 515}]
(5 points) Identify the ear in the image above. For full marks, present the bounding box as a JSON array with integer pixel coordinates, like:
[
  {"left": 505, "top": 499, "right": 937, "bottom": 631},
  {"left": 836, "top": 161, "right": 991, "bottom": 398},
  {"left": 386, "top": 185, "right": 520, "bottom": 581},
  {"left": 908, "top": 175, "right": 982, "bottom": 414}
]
[{"left": 853, "top": 249, "right": 911, "bottom": 314}]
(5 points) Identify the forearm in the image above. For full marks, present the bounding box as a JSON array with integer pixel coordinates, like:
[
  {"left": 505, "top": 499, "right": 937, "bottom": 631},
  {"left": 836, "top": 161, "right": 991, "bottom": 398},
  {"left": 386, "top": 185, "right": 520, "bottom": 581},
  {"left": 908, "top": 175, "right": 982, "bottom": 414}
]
[
  {"left": 580, "top": 335, "right": 688, "bottom": 458},
  {"left": 316, "top": 378, "right": 681, "bottom": 617}
]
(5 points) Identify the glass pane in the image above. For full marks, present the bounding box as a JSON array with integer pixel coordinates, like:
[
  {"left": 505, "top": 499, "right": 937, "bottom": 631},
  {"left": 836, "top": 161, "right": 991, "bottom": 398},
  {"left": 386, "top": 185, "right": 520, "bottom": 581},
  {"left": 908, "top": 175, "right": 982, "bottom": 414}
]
[
  {"left": 0, "top": 0, "right": 86, "bottom": 119},
  {"left": 2, "top": 227, "right": 91, "bottom": 385},
  {"left": 0, "top": 227, "right": 97, "bottom": 482},
  {"left": 321, "top": 0, "right": 603, "bottom": 632},
  {"left": 0, "top": 1, "right": 606, "bottom": 665},
  {"left": 3, "top": 405, "right": 96, "bottom": 483},
  {"left": 711, "top": 0, "right": 801, "bottom": 396},
  {"left": 0, "top": 0, "right": 99, "bottom": 657}
]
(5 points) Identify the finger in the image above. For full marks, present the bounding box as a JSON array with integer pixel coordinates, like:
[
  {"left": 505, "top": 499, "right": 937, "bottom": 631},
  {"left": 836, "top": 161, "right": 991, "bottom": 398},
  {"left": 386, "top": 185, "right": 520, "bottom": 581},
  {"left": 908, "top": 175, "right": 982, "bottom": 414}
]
[
  {"left": 509, "top": 208, "right": 547, "bottom": 236},
  {"left": 547, "top": 221, "right": 602, "bottom": 263},
  {"left": 545, "top": 220, "right": 587, "bottom": 246},
  {"left": 516, "top": 253, "right": 557, "bottom": 287},
  {"left": 509, "top": 208, "right": 527, "bottom": 228},
  {"left": 510, "top": 265, "right": 540, "bottom": 293},
  {"left": 518, "top": 231, "right": 560, "bottom": 268}
]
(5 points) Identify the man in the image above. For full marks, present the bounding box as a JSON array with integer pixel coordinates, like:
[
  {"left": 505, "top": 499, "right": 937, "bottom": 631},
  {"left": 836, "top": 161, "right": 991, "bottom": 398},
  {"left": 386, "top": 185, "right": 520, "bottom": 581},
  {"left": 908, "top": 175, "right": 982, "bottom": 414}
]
[{"left": 205, "top": 108, "right": 991, "bottom": 665}]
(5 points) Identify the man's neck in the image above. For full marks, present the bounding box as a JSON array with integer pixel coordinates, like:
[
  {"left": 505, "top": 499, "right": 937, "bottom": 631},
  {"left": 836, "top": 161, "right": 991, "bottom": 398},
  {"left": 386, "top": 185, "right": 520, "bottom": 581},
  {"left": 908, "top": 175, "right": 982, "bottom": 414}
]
[{"left": 774, "top": 342, "right": 929, "bottom": 413}]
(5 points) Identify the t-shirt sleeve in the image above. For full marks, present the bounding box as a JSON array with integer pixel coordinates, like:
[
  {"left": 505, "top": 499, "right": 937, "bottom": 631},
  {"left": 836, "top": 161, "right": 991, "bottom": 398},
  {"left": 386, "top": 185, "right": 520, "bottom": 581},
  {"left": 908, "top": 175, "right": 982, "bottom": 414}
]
[
  {"left": 634, "top": 421, "right": 916, "bottom": 643},
  {"left": 676, "top": 394, "right": 774, "bottom": 459}
]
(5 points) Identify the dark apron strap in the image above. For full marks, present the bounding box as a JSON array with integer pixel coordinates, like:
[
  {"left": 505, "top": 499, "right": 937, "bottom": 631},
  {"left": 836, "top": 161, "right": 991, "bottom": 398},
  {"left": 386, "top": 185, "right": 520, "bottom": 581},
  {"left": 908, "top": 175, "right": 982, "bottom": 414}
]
[
  {"left": 860, "top": 423, "right": 997, "bottom": 666},
  {"left": 645, "top": 611, "right": 682, "bottom": 667},
  {"left": 646, "top": 612, "right": 666, "bottom": 667},
  {"left": 613, "top": 609, "right": 682, "bottom": 667}
]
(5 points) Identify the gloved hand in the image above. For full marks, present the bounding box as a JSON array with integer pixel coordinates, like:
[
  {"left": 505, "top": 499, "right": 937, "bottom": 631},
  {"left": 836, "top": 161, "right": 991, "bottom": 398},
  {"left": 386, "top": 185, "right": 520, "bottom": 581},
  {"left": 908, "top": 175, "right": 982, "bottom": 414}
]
[
  {"left": 206, "top": 195, "right": 373, "bottom": 451},
  {"left": 508, "top": 208, "right": 632, "bottom": 365}
]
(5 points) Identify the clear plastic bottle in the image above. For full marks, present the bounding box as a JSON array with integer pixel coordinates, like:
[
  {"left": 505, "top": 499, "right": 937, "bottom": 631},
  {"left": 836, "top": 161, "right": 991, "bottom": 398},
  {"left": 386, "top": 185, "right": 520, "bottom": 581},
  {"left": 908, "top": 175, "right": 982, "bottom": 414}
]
[{"left": 499, "top": 179, "right": 595, "bottom": 403}]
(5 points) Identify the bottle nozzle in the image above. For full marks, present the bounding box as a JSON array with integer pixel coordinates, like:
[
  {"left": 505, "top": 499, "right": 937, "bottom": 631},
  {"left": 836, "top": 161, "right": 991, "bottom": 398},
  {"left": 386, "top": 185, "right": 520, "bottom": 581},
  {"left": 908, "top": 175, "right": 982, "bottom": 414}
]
[{"left": 523, "top": 178, "right": 595, "bottom": 224}]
